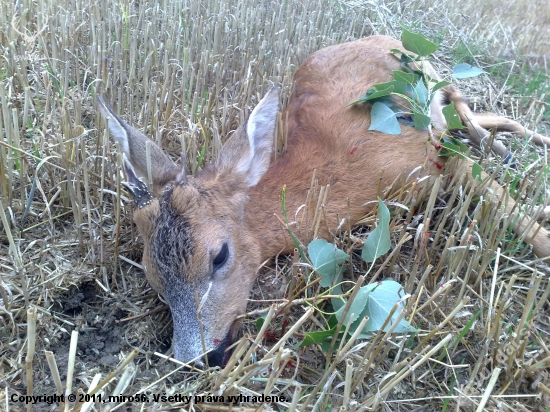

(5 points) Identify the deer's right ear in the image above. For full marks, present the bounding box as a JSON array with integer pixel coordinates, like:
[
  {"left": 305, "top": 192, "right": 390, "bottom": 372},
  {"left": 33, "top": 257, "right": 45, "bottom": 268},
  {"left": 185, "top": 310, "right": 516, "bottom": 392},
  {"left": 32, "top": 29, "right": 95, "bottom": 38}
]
[
  {"left": 97, "top": 97, "right": 131, "bottom": 155},
  {"left": 97, "top": 97, "right": 180, "bottom": 194},
  {"left": 215, "top": 87, "right": 280, "bottom": 187}
]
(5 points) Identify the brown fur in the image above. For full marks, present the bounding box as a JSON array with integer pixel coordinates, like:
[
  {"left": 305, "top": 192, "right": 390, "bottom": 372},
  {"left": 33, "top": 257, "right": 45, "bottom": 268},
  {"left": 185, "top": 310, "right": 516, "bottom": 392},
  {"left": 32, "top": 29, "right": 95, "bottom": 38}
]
[{"left": 99, "top": 36, "right": 550, "bottom": 366}]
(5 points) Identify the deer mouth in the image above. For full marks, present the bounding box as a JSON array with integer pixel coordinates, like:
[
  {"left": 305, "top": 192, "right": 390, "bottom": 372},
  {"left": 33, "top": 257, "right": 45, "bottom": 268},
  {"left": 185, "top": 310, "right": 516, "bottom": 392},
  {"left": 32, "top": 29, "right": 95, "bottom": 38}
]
[
  {"left": 208, "top": 329, "right": 233, "bottom": 367},
  {"left": 210, "top": 320, "right": 242, "bottom": 367}
]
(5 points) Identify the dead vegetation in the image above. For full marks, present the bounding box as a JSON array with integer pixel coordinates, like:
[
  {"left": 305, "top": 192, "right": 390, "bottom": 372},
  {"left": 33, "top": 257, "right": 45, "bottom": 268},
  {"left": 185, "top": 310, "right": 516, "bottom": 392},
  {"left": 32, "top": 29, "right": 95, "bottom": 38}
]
[{"left": 0, "top": 0, "right": 549, "bottom": 411}]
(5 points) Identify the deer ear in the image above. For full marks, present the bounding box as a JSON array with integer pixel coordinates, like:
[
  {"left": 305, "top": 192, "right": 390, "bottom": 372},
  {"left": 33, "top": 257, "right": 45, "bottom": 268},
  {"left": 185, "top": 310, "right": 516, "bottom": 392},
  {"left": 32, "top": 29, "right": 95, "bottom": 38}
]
[
  {"left": 97, "top": 97, "right": 180, "bottom": 194},
  {"left": 216, "top": 87, "right": 280, "bottom": 187},
  {"left": 97, "top": 97, "right": 131, "bottom": 156},
  {"left": 121, "top": 154, "right": 153, "bottom": 209}
]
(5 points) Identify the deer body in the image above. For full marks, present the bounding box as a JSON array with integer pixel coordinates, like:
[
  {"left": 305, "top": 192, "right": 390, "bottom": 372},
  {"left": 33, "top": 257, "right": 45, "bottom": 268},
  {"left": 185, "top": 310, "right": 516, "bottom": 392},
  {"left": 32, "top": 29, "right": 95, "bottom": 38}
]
[
  {"left": 248, "top": 38, "right": 443, "bottom": 259},
  {"left": 99, "top": 36, "right": 550, "bottom": 367}
]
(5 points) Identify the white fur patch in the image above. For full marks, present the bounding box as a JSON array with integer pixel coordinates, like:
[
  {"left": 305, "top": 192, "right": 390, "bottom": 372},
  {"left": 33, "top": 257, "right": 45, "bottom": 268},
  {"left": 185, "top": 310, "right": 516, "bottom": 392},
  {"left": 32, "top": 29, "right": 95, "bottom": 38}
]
[
  {"left": 107, "top": 119, "right": 130, "bottom": 155},
  {"left": 429, "top": 90, "right": 446, "bottom": 131},
  {"left": 240, "top": 88, "right": 280, "bottom": 186},
  {"left": 97, "top": 99, "right": 130, "bottom": 155}
]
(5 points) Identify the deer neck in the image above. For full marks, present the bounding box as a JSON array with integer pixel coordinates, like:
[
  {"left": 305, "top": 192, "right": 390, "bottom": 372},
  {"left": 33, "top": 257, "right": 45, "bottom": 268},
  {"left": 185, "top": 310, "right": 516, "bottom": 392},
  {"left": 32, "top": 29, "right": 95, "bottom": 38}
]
[{"left": 245, "top": 152, "right": 312, "bottom": 262}]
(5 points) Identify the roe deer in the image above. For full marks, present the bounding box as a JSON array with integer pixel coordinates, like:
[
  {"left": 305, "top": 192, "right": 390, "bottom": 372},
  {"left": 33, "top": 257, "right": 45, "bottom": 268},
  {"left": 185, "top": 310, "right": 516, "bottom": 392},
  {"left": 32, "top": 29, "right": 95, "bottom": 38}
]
[{"left": 98, "top": 35, "right": 550, "bottom": 367}]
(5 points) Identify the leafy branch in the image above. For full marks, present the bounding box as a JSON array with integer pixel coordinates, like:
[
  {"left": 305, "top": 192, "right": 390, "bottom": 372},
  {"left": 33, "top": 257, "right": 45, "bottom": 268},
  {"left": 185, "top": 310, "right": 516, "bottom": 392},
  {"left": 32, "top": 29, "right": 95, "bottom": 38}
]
[
  {"left": 299, "top": 199, "right": 416, "bottom": 350},
  {"left": 352, "top": 29, "right": 486, "bottom": 164}
]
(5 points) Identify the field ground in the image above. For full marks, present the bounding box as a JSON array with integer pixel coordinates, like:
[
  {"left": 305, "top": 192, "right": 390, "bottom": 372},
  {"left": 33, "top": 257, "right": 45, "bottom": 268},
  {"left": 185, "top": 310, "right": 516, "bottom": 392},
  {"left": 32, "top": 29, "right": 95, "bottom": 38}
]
[{"left": 1, "top": 0, "right": 550, "bottom": 411}]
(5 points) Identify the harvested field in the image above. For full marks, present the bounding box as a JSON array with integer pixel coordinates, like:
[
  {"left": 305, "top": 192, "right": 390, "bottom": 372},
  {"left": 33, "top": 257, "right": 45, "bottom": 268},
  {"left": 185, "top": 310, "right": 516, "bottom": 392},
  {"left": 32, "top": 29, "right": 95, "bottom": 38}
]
[{"left": 1, "top": 0, "right": 549, "bottom": 411}]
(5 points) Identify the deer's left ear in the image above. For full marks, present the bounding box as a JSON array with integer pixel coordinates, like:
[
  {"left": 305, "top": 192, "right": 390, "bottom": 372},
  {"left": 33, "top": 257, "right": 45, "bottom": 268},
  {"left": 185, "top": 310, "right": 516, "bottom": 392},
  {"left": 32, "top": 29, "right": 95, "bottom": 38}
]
[{"left": 215, "top": 87, "right": 280, "bottom": 187}]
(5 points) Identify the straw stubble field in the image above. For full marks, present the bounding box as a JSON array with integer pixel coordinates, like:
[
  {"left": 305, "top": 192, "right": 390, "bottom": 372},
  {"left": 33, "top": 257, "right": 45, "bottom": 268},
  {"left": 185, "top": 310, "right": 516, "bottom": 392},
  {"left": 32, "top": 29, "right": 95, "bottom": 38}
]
[{"left": 1, "top": 0, "right": 550, "bottom": 411}]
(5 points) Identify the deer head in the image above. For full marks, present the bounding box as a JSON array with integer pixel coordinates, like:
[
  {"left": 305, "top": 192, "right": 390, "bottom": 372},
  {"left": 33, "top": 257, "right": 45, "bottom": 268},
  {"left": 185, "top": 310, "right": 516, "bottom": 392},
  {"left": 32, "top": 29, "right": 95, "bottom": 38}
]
[{"left": 98, "top": 88, "right": 280, "bottom": 366}]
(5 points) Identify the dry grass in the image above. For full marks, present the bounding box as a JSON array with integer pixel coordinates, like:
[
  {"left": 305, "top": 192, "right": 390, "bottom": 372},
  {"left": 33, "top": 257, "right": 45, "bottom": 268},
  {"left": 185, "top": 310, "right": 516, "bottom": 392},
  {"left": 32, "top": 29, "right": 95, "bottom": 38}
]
[
  {"left": 408, "top": 0, "right": 550, "bottom": 58},
  {"left": 1, "top": 0, "right": 549, "bottom": 411}
]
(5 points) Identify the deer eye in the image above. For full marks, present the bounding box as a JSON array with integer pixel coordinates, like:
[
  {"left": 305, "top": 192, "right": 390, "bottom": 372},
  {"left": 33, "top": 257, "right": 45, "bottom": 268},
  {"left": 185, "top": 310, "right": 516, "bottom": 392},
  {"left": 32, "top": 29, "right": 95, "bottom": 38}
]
[{"left": 212, "top": 243, "right": 229, "bottom": 271}]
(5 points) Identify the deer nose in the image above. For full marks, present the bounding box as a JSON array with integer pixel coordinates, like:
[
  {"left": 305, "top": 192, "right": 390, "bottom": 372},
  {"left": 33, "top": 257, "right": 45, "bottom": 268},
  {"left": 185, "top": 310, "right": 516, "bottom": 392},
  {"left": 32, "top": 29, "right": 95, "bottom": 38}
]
[
  {"left": 185, "top": 345, "right": 226, "bottom": 370},
  {"left": 180, "top": 340, "right": 229, "bottom": 370},
  {"left": 207, "top": 343, "right": 228, "bottom": 368}
]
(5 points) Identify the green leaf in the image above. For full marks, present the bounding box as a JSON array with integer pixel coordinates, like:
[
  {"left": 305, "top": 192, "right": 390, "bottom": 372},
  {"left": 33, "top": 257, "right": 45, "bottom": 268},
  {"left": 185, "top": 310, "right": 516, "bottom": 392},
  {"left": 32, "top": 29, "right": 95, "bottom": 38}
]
[
  {"left": 335, "top": 286, "right": 371, "bottom": 326},
  {"left": 320, "top": 315, "right": 343, "bottom": 353},
  {"left": 442, "top": 379, "right": 457, "bottom": 412},
  {"left": 351, "top": 85, "right": 394, "bottom": 105},
  {"left": 349, "top": 80, "right": 410, "bottom": 106},
  {"left": 195, "top": 139, "right": 208, "bottom": 172},
  {"left": 472, "top": 162, "right": 483, "bottom": 182},
  {"left": 453, "top": 63, "right": 487, "bottom": 79},
  {"left": 320, "top": 339, "right": 332, "bottom": 353},
  {"left": 451, "top": 309, "right": 482, "bottom": 349},
  {"left": 327, "top": 314, "right": 338, "bottom": 329},
  {"left": 412, "top": 79, "right": 429, "bottom": 107},
  {"left": 431, "top": 80, "right": 451, "bottom": 93},
  {"left": 391, "top": 49, "right": 416, "bottom": 64},
  {"left": 362, "top": 198, "right": 391, "bottom": 263},
  {"left": 281, "top": 185, "right": 308, "bottom": 263},
  {"left": 508, "top": 173, "right": 520, "bottom": 197},
  {"left": 413, "top": 112, "right": 431, "bottom": 130},
  {"left": 393, "top": 70, "right": 418, "bottom": 85},
  {"left": 365, "top": 85, "right": 394, "bottom": 100},
  {"left": 373, "top": 80, "right": 410, "bottom": 96},
  {"left": 352, "top": 280, "right": 417, "bottom": 337},
  {"left": 374, "top": 96, "right": 396, "bottom": 110},
  {"left": 443, "top": 136, "right": 469, "bottom": 153},
  {"left": 369, "top": 102, "right": 401, "bottom": 135},
  {"left": 297, "top": 326, "right": 336, "bottom": 347},
  {"left": 399, "top": 50, "right": 414, "bottom": 64},
  {"left": 331, "top": 285, "right": 346, "bottom": 312},
  {"left": 401, "top": 29, "right": 437, "bottom": 57},
  {"left": 440, "top": 141, "right": 462, "bottom": 156},
  {"left": 308, "top": 239, "right": 349, "bottom": 287},
  {"left": 442, "top": 102, "right": 465, "bottom": 130},
  {"left": 396, "top": 115, "right": 414, "bottom": 127},
  {"left": 256, "top": 315, "right": 266, "bottom": 331}
]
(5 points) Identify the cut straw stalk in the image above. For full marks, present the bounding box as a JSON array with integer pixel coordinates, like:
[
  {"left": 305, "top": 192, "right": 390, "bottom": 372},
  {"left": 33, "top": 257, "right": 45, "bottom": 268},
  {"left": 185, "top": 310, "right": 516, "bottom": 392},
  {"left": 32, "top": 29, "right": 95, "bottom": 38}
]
[
  {"left": 288, "top": 385, "right": 302, "bottom": 412},
  {"left": 215, "top": 305, "right": 277, "bottom": 390},
  {"left": 263, "top": 307, "right": 314, "bottom": 359},
  {"left": 0, "top": 198, "right": 24, "bottom": 275},
  {"left": 25, "top": 308, "right": 37, "bottom": 412},
  {"left": 45, "top": 351, "right": 64, "bottom": 410},
  {"left": 335, "top": 315, "right": 369, "bottom": 360},
  {"left": 343, "top": 359, "right": 353, "bottom": 407},
  {"left": 71, "top": 350, "right": 138, "bottom": 412},
  {"left": 409, "top": 297, "right": 470, "bottom": 358},
  {"left": 370, "top": 232, "right": 412, "bottom": 285},
  {"left": 215, "top": 338, "right": 252, "bottom": 390},
  {"left": 539, "top": 382, "right": 550, "bottom": 397},
  {"left": 527, "top": 353, "right": 550, "bottom": 374},
  {"left": 488, "top": 274, "right": 517, "bottom": 342},
  {"left": 137, "top": 355, "right": 190, "bottom": 394},
  {"left": 372, "top": 334, "right": 453, "bottom": 402},
  {"left": 238, "top": 349, "right": 296, "bottom": 372},
  {"left": 308, "top": 371, "right": 337, "bottom": 412},
  {"left": 194, "top": 288, "right": 210, "bottom": 368},
  {"left": 512, "top": 275, "right": 541, "bottom": 350},
  {"left": 487, "top": 247, "right": 500, "bottom": 334},
  {"left": 80, "top": 374, "right": 101, "bottom": 412},
  {"left": 350, "top": 307, "right": 409, "bottom": 393},
  {"left": 104, "top": 363, "right": 135, "bottom": 412},
  {"left": 233, "top": 349, "right": 295, "bottom": 388},
  {"left": 326, "top": 275, "right": 365, "bottom": 367},
  {"left": 263, "top": 348, "right": 285, "bottom": 393},
  {"left": 475, "top": 367, "right": 501, "bottom": 412},
  {"left": 64, "top": 330, "right": 79, "bottom": 412}
]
